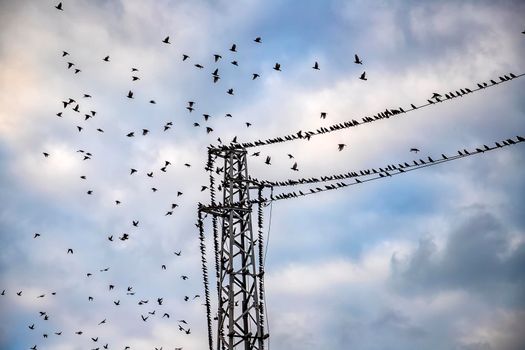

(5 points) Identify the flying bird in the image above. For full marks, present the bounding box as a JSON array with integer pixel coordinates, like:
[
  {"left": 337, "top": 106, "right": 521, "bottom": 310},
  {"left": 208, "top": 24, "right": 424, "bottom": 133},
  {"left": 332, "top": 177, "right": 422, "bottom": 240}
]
[
  {"left": 55, "top": 2, "right": 63, "bottom": 11},
  {"left": 230, "top": 44, "right": 237, "bottom": 52},
  {"left": 162, "top": 36, "right": 170, "bottom": 44},
  {"left": 103, "top": 55, "right": 110, "bottom": 62},
  {"left": 252, "top": 73, "right": 260, "bottom": 80},
  {"left": 127, "top": 90, "right": 134, "bottom": 99},
  {"left": 338, "top": 144, "right": 346, "bottom": 151},
  {"left": 354, "top": 54, "right": 363, "bottom": 64},
  {"left": 254, "top": 36, "right": 262, "bottom": 43},
  {"left": 312, "top": 61, "right": 320, "bottom": 70},
  {"left": 359, "top": 71, "right": 367, "bottom": 80},
  {"left": 273, "top": 63, "right": 281, "bottom": 71},
  {"left": 410, "top": 148, "right": 420, "bottom": 153}
]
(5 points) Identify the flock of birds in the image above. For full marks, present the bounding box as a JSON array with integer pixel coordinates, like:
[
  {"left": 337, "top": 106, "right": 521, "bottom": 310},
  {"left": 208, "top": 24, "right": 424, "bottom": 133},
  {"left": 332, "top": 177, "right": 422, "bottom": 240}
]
[
  {"left": 7, "top": 3, "right": 373, "bottom": 350},
  {"left": 2, "top": 2, "right": 523, "bottom": 350}
]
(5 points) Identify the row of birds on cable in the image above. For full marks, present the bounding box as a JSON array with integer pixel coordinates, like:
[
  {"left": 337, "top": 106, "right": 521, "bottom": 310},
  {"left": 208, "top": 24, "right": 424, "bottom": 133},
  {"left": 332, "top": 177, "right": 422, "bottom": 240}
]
[
  {"left": 211, "top": 71, "right": 522, "bottom": 151},
  {"left": 264, "top": 136, "right": 525, "bottom": 201},
  {"left": 201, "top": 135, "right": 525, "bottom": 211},
  {"left": 255, "top": 136, "right": 525, "bottom": 187}
]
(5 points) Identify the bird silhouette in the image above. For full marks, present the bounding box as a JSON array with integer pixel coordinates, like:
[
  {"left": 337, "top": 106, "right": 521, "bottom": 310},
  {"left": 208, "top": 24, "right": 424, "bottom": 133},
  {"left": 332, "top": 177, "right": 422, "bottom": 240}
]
[
  {"left": 265, "top": 156, "right": 271, "bottom": 165},
  {"left": 127, "top": 90, "right": 134, "bottom": 99},
  {"left": 410, "top": 148, "right": 420, "bottom": 153},
  {"left": 254, "top": 37, "right": 262, "bottom": 43},
  {"left": 103, "top": 55, "right": 110, "bottom": 62},
  {"left": 354, "top": 54, "right": 363, "bottom": 64},
  {"left": 252, "top": 73, "right": 260, "bottom": 80},
  {"left": 273, "top": 63, "right": 281, "bottom": 71},
  {"left": 291, "top": 162, "right": 298, "bottom": 171},
  {"left": 312, "top": 61, "right": 320, "bottom": 70},
  {"left": 55, "top": 2, "right": 63, "bottom": 10},
  {"left": 338, "top": 144, "right": 346, "bottom": 151},
  {"left": 214, "top": 54, "right": 222, "bottom": 62},
  {"left": 230, "top": 44, "right": 237, "bottom": 52},
  {"left": 320, "top": 112, "right": 327, "bottom": 119},
  {"left": 162, "top": 36, "right": 170, "bottom": 44},
  {"left": 359, "top": 71, "right": 367, "bottom": 80}
]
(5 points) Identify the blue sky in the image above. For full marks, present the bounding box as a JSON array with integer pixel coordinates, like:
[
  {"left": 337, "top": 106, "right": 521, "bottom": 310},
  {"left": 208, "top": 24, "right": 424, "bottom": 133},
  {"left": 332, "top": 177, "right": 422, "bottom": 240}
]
[{"left": 0, "top": 1, "right": 524, "bottom": 349}]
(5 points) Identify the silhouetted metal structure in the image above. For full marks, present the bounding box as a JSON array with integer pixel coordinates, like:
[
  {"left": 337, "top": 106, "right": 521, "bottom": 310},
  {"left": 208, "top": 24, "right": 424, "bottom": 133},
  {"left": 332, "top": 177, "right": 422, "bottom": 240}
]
[
  {"left": 201, "top": 147, "right": 267, "bottom": 350},
  {"left": 195, "top": 70, "right": 525, "bottom": 350}
]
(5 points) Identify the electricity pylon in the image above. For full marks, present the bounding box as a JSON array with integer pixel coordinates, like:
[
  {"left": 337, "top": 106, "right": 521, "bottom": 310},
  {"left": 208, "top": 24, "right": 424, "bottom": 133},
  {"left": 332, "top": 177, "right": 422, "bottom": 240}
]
[{"left": 203, "top": 147, "right": 268, "bottom": 350}]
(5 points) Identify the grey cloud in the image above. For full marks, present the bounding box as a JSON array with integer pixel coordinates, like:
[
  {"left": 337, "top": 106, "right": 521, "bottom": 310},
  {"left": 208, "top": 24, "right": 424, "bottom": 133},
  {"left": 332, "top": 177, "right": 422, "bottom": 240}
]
[{"left": 391, "top": 209, "right": 525, "bottom": 306}]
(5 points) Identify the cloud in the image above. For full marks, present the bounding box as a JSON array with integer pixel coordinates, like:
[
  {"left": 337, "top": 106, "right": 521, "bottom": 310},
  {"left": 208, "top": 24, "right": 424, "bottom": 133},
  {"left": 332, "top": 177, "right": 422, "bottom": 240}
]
[{"left": 1, "top": 0, "right": 524, "bottom": 349}]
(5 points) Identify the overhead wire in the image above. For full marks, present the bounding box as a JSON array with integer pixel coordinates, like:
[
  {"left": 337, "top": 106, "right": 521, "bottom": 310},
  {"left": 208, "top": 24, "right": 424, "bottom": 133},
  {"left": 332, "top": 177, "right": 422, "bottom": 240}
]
[
  {"left": 200, "top": 135, "right": 524, "bottom": 212},
  {"left": 209, "top": 72, "right": 524, "bottom": 151},
  {"left": 266, "top": 136, "right": 524, "bottom": 202}
]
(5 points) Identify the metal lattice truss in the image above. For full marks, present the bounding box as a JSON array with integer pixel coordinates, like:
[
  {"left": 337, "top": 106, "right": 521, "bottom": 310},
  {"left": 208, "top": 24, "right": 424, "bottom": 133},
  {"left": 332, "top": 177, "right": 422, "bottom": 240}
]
[{"left": 203, "top": 148, "right": 267, "bottom": 350}]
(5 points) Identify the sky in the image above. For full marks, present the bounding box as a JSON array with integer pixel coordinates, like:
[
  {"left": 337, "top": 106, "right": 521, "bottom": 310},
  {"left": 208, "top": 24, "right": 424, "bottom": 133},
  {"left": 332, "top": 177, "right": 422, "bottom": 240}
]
[{"left": 0, "top": 0, "right": 524, "bottom": 349}]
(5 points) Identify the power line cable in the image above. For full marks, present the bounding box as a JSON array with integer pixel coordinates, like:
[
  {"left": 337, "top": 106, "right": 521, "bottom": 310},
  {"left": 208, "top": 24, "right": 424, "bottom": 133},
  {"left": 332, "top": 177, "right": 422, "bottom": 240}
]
[{"left": 210, "top": 72, "right": 524, "bottom": 151}]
